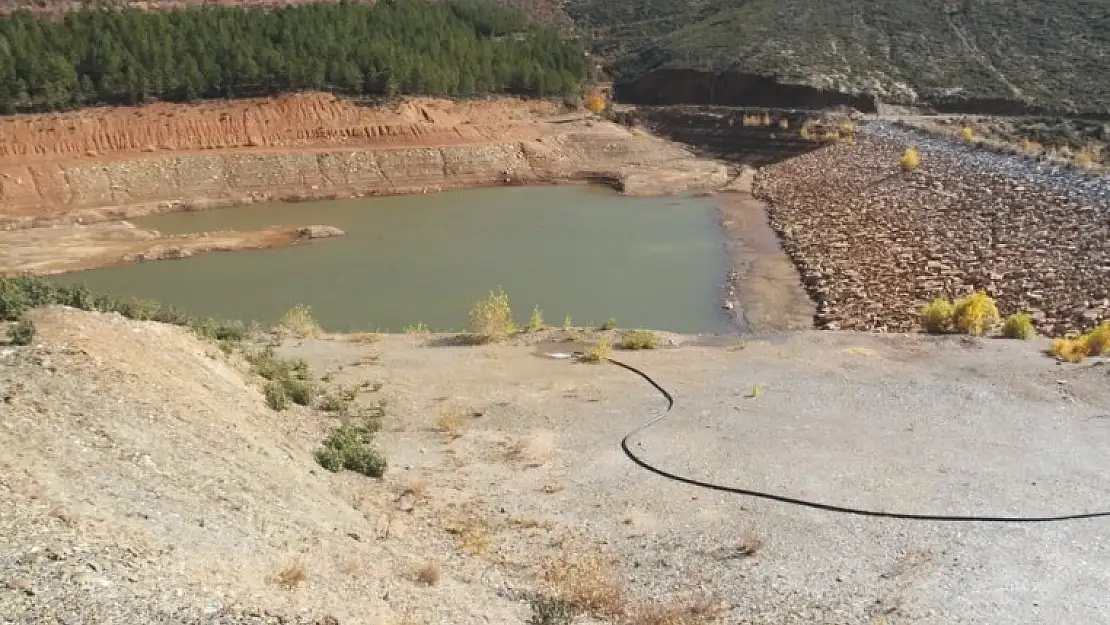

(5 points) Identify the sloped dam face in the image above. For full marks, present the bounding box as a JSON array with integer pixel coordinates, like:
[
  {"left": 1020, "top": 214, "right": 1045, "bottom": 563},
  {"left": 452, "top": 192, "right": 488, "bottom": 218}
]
[{"left": 54, "top": 185, "right": 736, "bottom": 334}]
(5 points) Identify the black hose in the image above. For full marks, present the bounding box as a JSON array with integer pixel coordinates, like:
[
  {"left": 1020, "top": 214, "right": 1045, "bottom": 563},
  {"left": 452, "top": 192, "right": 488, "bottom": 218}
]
[{"left": 607, "top": 356, "right": 1110, "bottom": 523}]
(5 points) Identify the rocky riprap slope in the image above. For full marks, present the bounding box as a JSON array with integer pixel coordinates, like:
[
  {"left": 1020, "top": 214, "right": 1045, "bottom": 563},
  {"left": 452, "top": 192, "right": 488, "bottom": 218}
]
[{"left": 753, "top": 123, "right": 1110, "bottom": 336}]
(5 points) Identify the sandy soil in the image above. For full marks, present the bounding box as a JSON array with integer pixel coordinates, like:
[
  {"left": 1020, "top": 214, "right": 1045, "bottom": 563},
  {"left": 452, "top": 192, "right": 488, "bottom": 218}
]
[
  {"left": 4, "top": 308, "right": 1109, "bottom": 624},
  {"left": 0, "top": 222, "right": 342, "bottom": 275}
]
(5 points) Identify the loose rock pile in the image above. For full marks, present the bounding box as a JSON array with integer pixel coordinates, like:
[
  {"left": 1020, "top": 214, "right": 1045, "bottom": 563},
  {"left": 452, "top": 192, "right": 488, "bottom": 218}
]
[{"left": 754, "top": 124, "right": 1110, "bottom": 336}]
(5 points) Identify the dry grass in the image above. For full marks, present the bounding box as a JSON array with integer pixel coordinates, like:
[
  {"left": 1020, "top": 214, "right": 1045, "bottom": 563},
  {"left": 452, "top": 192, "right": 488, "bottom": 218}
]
[
  {"left": 276, "top": 561, "right": 307, "bottom": 590},
  {"left": 745, "top": 384, "right": 764, "bottom": 399},
  {"left": 736, "top": 533, "right": 763, "bottom": 557},
  {"left": 952, "top": 291, "right": 1000, "bottom": 336},
  {"left": 459, "top": 522, "right": 490, "bottom": 555},
  {"left": 624, "top": 595, "right": 725, "bottom": 625},
  {"left": 436, "top": 412, "right": 466, "bottom": 439},
  {"left": 920, "top": 297, "right": 954, "bottom": 334},
  {"left": 506, "top": 430, "right": 557, "bottom": 467},
  {"left": 414, "top": 561, "right": 441, "bottom": 586},
  {"left": 899, "top": 146, "right": 921, "bottom": 171},
  {"left": 960, "top": 126, "right": 975, "bottom": 142},
  {"left": 278, "top": 303, "right": 321, "bottom": 338},
  {"left": 543, "top": 554, "right": 625, "bottom": 617},
  {"left": 347, "top": 332, "right": 380, "bottom": 344}
]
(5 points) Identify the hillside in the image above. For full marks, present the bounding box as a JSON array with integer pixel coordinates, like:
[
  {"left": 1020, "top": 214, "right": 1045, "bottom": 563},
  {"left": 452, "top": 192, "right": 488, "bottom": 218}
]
[{"left": 610, "top": 0, "right": 1110, "bottom": 114}]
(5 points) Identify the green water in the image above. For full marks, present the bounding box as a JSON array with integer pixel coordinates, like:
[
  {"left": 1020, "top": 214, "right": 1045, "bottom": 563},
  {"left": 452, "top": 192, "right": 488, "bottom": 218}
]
[{"left": 55, "top": 185, "right": 733, "bottom": 334}]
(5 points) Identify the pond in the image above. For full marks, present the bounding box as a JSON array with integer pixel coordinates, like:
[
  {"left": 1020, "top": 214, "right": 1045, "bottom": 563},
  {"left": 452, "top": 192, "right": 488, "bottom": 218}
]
[{"left": 55, "top": 185, "right": 735, "bottom": 334}]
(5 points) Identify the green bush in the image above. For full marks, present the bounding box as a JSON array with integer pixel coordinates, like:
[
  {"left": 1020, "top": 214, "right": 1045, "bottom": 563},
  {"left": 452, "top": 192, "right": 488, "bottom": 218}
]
[
  {"left": 284, "top": 378, "right": 316, "bottom": 407},
  {"left": 315, "top": 421, "right": 387, "bottom": 478},
  {"left": 7, "top": 317, "right": 35, "bottom": 346},
  {"left": 618, "top": 329, "right": 659, "bottom": 350},
  {"left": 600, "top": 317, "right": 617, "bottom": 331},
  {"left": 264, "top": 381, "right": 290, "bottom": 411},
  {"left": 1001, "top": 312, "right": 1036, "bottom": 340},
  {"left": 919, "top": 297, "right": 954, "bottom": 334},
  {"left": 468, "top": 287, "right": 516, "bottom": 342}
]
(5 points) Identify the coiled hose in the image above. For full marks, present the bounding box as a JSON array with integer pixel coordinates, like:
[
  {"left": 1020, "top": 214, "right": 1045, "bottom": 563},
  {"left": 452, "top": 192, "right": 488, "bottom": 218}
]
[{"left": 607, "top": 357, "right": 1110, "bottom": 523}]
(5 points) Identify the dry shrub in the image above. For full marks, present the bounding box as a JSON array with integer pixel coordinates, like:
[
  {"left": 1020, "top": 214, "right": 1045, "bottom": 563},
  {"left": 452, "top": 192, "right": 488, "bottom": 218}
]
[
  {"left": 625, "top": 595, "right": 725, "bottom": 625},
  {"left": 960, "top": 126, "right": 975, "bottom": 142},
  {"left": 278, "top": 303, "right": 321, "bottom": 338},
  {"left": 508, "top": 430, "right": 557, "bottom": 466},
  {"left": 920, "top": 297, "right": 954, "bottom": 334},
  {"left": 543, "top": 555, "right": 624, "bottom": 617},
  {"left": 1075, "top": 149, "right": 1098, "bottom": 169},
  {"left": 899, "top": 146, "right": 921, "bottom": 171},
  {"left": 468, "top": 287, "right": 516, "bottom": 342},
  {"left": 436, "top": 412, "right": 466, "bottom": 439},
  {"left": 276, "top": 562, "right": 307, "bottom": 590},
  {"left": 952, "top": 291, "right": 1000, "bottom": 336},
  {"left": 619, "top": 329, "right": 659, "bottom": 350},
  {"left": 586, "top": 90, "right": 607, "bottom": 114},
  {"left": 348, "top": 332, "right": 379, "bottom": 344},
  {"left": 1050, "top": 336, "right": 1089, "bottom": 363},
  {"left": 414, "top": 561, "right": 440, "bottom": 586},
  {"left": 1087, "top": 322, "right": 1110, "bottom": 355},
  {"left": 777, "top": 118, "right": 789, "bottom": 130},
  {"left": 1001, "top": 312, "right": 1036, "bottom": 340}
]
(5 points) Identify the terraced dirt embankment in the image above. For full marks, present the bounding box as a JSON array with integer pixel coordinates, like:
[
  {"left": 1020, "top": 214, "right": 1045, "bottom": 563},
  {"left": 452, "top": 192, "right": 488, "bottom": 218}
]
[
  {"left": 0, "top": 93, "right": 728, "bottom": 275},
  {"left": 754, "top": 122, "right": 1110, "bottom": 336}
]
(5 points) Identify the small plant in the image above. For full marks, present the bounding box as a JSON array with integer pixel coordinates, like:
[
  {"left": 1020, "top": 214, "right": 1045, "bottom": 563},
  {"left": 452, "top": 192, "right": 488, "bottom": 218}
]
[
  {"left": 563, "top": 315, "right": 572, "bottom": 329},
  {"left": 585, "top": 90, "right": 606, "bottom": 114},
  {"left": 952, "top": 291, "right": 1000, "bottom": 336},
  {"left": 284, "top": 378, "right": 315, "bottom": 406},
  {"left": 1075, "top": 150, "right": 1098, "bottom": 169},
  {"left": 527, "top": 305, "right": 545, "bottom": 332},
  {"left": 920, "top": 297, "right": 954, "bottom": 334},
  {"left": 264, "top": 381, "right": 290, "bottom": 411},
  {"left": 529, "top": 597, "right": 575, "bottom": 625},
  {"left": 746, "top": 384, "right": 764, "bottom": 399},
  {"left": 900, "top": 146, "right": 921, "bottom": 171},
  {"left": 315, "top": 420, "right": 386, "bottom": 478},
  {"left": 579, "top": 337, "right": 611, "bottom": 363},
  {"left": 1001, "top": 313, "right": 1036, "bottom": 340},
  {"left": 468, "top": 287, "right": 515, "bottom": 342},
  {"left": 619, "top": 329, "right": 659, "bottom": 350},
  {"left": 278, "top": 303, "right": 321, "bottom": 338},
  {"left": 777, "top": 118, "right": 789, "bottom": 130},
  {"left": 415, "top": 561, "right": 441, "bottom": 586},
  {"left": 436, "top": 412, "right": 466, "bottom": 439},
  {"left": 960, "top": 126, "right": 975, "bottom": 142},
  {"left": 276, "top": 562, "right": 307, "bottom": 590},
  {"left": 7, "top": 316, "right": 35, "bottom": 346},
  {"left": 319, "top": 388, "right": 356, "bottom": 415},
  {"left": 403, "top": 322, "right": 430, "bottom": 335},
  {"left": 799, "top": 125, "right": 812, "bottom": 140},
  {"left": 600, "top": 317, "right": 617, "bottom": 331},
  {"left": 542, "top": 555, "right": 624, "bottom": 617}
]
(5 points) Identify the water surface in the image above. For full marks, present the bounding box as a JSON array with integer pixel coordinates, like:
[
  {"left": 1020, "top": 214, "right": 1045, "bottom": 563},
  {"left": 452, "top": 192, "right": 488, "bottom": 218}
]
[{"left": 57, "top": 186, "right": 733, "bottom": 333}]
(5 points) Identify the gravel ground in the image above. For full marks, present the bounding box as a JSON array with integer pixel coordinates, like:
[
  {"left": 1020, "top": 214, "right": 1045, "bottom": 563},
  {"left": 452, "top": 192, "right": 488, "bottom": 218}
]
[
  {"left": 754, "top": 126, "right": 1110, "bottom": 335},
  {"left": 862, "top": 122, "right": 1110, "bottom": 206}
]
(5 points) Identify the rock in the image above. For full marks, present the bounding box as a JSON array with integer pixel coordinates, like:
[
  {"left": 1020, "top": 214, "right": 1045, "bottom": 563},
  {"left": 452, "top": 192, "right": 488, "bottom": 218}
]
[{"left": 295, "top": 225, "right": 345, "bottom": 240}]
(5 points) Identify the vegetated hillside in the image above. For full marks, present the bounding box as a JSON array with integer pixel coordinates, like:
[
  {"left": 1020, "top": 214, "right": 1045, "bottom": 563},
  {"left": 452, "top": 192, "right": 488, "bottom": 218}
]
[
  {"left": 591, "top": 0, "right": 1110, "bottom": 114},
  {"left": 0, "top": 0, "right": 586, "bottom": 114}
]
